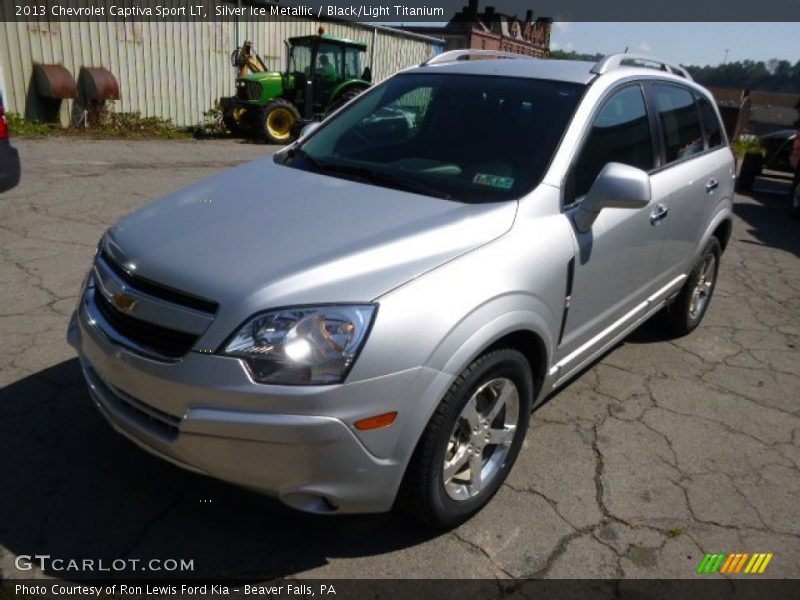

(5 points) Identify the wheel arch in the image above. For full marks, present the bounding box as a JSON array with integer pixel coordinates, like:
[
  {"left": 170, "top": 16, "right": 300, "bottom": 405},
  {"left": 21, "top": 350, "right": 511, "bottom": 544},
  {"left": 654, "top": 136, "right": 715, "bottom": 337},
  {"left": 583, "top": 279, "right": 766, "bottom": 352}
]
[
  {"left": 481, "top": 330, "right": 548, "bottom": 399},
  {"left": 712, "top": 217, "right": 733, "bottom": 252},
  {"left": 433, "top": 307, "right": 555, "bottom": 405},
  {"left": 327, "top": 80, "right": 370, "bottom": 108},
  {"left": 694, "top": 206, "right": 733, "bottom": 267}
]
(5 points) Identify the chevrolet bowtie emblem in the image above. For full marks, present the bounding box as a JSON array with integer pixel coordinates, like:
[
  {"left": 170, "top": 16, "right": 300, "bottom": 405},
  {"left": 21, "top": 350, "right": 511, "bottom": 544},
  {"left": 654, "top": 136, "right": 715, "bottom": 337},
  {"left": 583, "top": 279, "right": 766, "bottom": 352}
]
[{"left": 112, "top": 292, "right": 137, "bottom": 312}]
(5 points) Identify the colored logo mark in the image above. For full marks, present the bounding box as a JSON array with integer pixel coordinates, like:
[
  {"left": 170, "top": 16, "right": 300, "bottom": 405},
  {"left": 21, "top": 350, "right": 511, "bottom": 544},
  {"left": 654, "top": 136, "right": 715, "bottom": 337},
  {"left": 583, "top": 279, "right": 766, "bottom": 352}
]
[{"left": 696, "top": 552, "right": 773, "bottom": 574}]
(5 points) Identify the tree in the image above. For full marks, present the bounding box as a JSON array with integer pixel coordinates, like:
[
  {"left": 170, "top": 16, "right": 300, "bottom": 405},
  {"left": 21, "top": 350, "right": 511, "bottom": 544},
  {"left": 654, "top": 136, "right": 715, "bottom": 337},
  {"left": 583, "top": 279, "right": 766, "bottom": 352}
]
[{"left": 683, "top": 58, "right": 800, "bottom": 93}]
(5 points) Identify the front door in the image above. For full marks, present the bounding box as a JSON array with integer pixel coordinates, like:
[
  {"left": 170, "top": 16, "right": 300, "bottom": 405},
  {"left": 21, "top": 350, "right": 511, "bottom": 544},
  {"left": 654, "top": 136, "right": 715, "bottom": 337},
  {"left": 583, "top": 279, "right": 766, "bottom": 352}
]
[{"left": 558, "top": 83, "right": 666, "bottom": 364}]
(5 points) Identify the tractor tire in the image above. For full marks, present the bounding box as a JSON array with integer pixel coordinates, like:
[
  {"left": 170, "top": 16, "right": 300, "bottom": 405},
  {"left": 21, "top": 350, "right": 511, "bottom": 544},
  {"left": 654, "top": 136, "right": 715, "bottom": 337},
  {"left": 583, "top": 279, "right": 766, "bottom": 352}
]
[
  {"left": 259, "top": 100, "right": 301, "bottom": 145},
  {"left": 222, "top": 109, "right": 242, "bottom": 136},
  {"left": 326, "top": 87, "right": 367, "bottom": 116}
]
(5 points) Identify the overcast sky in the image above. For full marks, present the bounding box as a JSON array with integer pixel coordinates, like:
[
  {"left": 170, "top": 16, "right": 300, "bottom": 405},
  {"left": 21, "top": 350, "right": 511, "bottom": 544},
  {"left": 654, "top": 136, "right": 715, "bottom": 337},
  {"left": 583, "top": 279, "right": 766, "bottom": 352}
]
[{"left": 550, "top": 22, "right": 800, "bottom": 67}]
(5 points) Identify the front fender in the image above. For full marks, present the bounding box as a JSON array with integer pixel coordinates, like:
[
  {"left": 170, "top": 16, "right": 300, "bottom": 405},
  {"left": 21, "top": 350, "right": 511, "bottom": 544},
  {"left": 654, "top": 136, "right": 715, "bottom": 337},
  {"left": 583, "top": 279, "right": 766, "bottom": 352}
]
[{"left": 431, "top": 299, "right": 554, "bottom": 381}]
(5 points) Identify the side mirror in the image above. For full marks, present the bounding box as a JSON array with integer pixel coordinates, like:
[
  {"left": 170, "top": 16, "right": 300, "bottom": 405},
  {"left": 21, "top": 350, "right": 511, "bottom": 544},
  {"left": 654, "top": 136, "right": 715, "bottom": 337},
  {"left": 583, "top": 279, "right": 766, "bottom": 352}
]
[
  {"left": 300, "top": 122, "right": 321, "bottom": 138},
  {"left": 573, "top": 162, "right": 651, "bottom": 233}
]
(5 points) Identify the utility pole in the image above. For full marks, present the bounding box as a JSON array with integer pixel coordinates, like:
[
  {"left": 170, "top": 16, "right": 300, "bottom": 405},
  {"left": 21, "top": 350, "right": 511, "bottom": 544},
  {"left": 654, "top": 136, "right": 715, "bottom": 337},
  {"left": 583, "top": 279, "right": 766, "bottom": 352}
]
[{"left": 723, "top": 49, "right": 729, "bottom": 64}]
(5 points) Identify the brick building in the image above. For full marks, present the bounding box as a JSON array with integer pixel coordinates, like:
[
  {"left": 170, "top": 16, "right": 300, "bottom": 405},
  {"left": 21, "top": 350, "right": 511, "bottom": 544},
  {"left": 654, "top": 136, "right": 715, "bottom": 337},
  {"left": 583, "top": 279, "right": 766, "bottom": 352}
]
[
  {"left": 403, "top": 0, "right": 551, "bottom": 57},
  {"left": 707, "top": 86, "right": 800, "bottom": 136}
]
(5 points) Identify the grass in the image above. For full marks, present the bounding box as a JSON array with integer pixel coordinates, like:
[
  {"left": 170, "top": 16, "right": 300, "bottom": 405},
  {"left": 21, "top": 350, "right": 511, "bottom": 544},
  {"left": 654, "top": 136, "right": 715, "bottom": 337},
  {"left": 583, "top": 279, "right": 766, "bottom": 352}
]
[
  {"left": 5, "top": 113, "right": 59, "bottom": 136},
  {"left": 667, "top": 527, "right": 685, "bottom": 538},
  {"left": 6, "top": 110, "right": 193, "bottom": 140}
]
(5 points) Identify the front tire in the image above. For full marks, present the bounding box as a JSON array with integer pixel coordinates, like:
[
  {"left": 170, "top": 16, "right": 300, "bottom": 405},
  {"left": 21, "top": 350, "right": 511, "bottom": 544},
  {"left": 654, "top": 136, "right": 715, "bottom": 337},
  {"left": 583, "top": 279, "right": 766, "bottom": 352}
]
[
  {"left": 223, "top": 105, "right": 249, "bottom": 136},
  {"left": 398, "top": 349, "right": 533, "bottom": 529},
  {"left": 664, "top": 237, "right": 721, "bottom": 336},
  {"left": 259, "top": 99, "right": 301, "bottom": 145}
]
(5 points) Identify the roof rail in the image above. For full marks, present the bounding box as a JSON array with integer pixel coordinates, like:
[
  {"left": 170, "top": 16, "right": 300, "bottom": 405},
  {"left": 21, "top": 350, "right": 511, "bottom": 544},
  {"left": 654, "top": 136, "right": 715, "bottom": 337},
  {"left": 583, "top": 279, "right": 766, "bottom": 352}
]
[
  {"left": 421, "top": 49, "right": 535, "bottom": 67},
  {"left": 591, "top": 54, "right": 692, "bottom": 80}
]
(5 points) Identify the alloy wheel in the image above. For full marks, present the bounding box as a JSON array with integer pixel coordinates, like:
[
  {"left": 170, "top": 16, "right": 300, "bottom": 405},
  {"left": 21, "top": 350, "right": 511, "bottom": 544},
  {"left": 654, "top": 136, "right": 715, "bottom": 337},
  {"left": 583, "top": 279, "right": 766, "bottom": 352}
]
[
  {"left": 443, "top": 377, "right": 520, "bottom": 501},
  {"left": 689, "top": 253, "right": 716, "bottom": 320}
]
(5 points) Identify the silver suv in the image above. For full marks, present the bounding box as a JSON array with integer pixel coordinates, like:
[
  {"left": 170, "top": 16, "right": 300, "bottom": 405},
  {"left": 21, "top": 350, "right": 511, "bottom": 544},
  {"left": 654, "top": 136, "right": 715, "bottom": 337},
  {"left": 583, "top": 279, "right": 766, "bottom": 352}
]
[{"left": 68, "top": 52, "right": 733, "bottom": 528}]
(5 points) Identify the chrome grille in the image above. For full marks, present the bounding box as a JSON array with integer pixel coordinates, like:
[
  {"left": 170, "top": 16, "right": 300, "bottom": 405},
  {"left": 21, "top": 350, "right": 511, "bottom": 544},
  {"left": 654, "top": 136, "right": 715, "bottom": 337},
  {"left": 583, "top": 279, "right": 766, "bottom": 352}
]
[
  {"left": 87, "top": 250, "right": 218, "bottom": 361},
  {"left": 93, "top": 290, "right": 198, "bottom": 359},
  {"left": 99, "top": 249, "right": 217, "bottom": 313}
]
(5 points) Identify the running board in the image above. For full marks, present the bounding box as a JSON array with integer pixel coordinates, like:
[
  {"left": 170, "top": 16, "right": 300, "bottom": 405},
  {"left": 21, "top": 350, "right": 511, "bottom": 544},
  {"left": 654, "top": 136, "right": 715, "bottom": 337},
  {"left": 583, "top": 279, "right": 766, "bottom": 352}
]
[{"left": 548, "top": 274, "right": 687, "bottom": 386}]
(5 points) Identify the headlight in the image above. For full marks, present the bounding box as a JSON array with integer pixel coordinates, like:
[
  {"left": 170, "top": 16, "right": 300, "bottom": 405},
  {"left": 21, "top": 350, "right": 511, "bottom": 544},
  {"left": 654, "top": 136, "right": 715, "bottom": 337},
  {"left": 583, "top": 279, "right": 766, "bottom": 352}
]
[{"left": 221, "top": 305, "right": 376, "bottom": 385}]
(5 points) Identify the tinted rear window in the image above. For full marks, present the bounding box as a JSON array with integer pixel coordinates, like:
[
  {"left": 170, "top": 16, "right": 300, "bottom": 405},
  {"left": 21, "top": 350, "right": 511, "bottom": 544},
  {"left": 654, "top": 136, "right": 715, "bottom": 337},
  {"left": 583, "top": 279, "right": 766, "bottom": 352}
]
[
  {"left": 697, "top": 96, "right": 724, "bottom": 148},
  {"left": 651, "top": 83, "right": 704, "bottom": 163}
]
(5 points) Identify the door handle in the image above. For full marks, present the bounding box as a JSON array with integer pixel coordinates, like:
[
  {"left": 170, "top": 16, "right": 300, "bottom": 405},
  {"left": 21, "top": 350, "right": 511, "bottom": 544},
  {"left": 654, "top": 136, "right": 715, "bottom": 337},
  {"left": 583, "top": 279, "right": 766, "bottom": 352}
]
[
  {"left": 706, "top": 179, "right": 719, "bottom": 193},
  {"left": 650, "top": 204, "right": 669, "bottom": 225}
]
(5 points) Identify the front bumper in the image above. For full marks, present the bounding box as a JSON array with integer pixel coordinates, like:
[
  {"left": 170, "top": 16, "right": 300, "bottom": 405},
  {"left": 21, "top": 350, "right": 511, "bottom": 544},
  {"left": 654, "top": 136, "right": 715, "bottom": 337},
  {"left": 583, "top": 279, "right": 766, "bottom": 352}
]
[{"left": 68, "top": 290, "right": 443, "bottom": 514}]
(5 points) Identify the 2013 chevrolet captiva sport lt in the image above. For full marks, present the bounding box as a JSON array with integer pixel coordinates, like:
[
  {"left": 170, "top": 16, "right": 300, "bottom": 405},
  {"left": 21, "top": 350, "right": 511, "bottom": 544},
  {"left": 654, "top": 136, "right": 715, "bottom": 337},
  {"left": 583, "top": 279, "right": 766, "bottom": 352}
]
[{"left": 68, "top": 51, "right": 734, "bottom": 528}]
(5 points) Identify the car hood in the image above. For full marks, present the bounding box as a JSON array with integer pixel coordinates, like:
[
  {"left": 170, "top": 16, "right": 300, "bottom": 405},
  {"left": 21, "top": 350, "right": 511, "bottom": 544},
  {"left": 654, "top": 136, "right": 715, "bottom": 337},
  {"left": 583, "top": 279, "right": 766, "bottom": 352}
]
[{"left": 105, "top": 157, "right": 517, "bottom": 313}]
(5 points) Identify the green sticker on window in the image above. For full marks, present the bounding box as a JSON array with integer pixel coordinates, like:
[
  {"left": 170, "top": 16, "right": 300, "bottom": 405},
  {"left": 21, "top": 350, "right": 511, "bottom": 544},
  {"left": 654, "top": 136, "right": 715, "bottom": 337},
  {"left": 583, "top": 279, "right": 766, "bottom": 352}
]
[{"left": 473, "top": 173, "right": 514, "bottom": 190}]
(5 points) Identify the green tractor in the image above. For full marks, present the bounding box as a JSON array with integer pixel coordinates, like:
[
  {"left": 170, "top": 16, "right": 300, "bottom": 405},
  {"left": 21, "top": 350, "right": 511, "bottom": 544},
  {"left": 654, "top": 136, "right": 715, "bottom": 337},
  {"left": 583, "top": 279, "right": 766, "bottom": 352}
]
[{"left": 223, "top": 30, "right": 372, "bottom": 144}]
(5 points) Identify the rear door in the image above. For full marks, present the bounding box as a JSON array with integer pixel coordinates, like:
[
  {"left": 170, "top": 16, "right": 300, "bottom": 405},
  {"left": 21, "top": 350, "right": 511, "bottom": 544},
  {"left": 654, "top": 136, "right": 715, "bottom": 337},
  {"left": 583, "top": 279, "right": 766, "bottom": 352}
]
[{"left": 646, "top": 83, "right": 731, "bottom": 283}]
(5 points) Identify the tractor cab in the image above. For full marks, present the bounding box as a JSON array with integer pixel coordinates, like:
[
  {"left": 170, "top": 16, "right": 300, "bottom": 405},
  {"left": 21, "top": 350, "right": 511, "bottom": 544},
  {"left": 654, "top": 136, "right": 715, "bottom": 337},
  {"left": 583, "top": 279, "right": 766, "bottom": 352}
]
[{"left": 287, "top": 35, "right": 370, "bottom": 116}]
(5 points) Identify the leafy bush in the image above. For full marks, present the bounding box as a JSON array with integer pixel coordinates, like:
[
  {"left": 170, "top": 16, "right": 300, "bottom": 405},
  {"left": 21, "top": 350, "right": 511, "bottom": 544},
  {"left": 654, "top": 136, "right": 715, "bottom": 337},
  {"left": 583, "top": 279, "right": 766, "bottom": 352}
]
[
  {"left": 731, "top": 134, "right": 765, "bottom": 159},
  {"left": 5, "top": 110, "right": 190, "bottom": 139},
  {"left": 190, "top": 102, "right": 229, "bottom": 138},
  {"left": 104, "top": 111, "right": 185, "bottom": 138},
  {"left": 4, "top": 112, "right": 61, "bottom": 136}
]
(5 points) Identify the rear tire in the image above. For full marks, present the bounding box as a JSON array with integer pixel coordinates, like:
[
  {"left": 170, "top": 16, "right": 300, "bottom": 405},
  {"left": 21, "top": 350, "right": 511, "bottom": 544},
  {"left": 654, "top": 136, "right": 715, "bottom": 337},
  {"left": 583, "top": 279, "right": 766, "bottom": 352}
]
[
  {"left": 259, "top": 99, "right": 301, "bottom": 145},
  {"left": 664, "top": 237, "right": 721, "bottom": 337},
  {"left": 398, "top": 349, "right": 533, "bottom": 529},
  {"left": 325, "top": 87, "right": 366, "bottom": 116}
]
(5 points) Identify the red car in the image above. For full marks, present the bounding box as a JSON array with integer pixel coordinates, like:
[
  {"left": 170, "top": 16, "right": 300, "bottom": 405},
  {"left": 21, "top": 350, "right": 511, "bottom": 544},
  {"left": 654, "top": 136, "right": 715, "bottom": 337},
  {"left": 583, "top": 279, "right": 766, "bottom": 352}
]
[{"left": 0, "top": 84, "right": 21, "bottom": 194}]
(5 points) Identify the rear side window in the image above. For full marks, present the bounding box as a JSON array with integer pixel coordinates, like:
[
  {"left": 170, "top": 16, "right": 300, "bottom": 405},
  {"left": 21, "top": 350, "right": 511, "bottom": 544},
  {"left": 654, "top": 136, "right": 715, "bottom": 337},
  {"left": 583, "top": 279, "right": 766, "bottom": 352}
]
[
  {"left": 568, "top": 85, "right": 654, "bottom": 202},
  {"left": 651, "top": 83, "right": 704, "bottom": 163},
  {"left": 697, "top": 96, "right": 723, "bottom": 148}
]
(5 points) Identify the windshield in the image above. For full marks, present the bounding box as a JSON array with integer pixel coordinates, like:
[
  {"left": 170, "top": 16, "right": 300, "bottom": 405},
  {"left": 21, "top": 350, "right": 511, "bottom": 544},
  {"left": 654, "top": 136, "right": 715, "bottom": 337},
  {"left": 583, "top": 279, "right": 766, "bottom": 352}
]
[{"left": 285, "top": 73, "right": 584, "bottom": 202}]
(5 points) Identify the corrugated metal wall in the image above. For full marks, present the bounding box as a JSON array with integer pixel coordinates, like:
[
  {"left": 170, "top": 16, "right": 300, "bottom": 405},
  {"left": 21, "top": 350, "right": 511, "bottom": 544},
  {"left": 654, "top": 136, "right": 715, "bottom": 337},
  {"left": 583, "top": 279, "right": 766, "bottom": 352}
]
[{"left": 0, "top": 16, "right": 442, "bottom": 126}]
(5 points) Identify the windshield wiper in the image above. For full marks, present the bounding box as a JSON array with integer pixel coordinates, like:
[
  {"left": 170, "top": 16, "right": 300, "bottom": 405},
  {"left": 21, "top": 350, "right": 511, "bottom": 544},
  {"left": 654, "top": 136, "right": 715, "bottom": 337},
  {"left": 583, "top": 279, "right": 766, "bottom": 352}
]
[{"left": 313, "top": 162, "right": 453, "bottom": 200}]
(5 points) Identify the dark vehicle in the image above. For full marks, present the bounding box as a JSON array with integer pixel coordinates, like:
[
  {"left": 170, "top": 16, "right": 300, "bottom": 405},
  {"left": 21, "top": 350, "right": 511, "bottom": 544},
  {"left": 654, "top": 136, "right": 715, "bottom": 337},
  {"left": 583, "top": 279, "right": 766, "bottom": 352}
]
[
  {"left": 737, "top": 129, "right": 798, "bottom": 195},
  {"left": 0, "top": 86, "right": 21, "bottom": 193},
  {"left": 761, "top": 129, "right": 798, "bottom": 173}
]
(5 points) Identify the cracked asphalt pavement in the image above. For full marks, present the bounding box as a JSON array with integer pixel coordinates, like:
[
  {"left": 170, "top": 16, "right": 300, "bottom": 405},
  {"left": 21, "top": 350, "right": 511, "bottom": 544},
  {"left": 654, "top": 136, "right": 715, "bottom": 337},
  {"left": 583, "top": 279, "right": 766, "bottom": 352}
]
[{"left": 1, "top": 138, "right": 799, "bottom": 581}]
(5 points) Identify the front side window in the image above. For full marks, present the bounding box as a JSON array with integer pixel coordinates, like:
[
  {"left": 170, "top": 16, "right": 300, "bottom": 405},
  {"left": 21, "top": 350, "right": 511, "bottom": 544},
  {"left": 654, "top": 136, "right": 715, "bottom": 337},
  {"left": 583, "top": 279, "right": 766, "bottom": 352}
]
[
  {"left": 290, "top": 44, "right": 312, "bottom": 74},
  {"left": 285, "top": 73, "right": 584, "bottom": 203},
  {"left": 568, "top": 85, "right": 654, "bottom": 202},
  {"left": 697, "top": 96, "right": 723, "bottom": 149},
  {"left": 316, "top": 43, "right": 342, "bottom": 81},
  {"left": 652, "top": 83, "right": 704, "bottom": 163},
  {"left": 344, "top": 46, "right": 364, "bottom": 79}
]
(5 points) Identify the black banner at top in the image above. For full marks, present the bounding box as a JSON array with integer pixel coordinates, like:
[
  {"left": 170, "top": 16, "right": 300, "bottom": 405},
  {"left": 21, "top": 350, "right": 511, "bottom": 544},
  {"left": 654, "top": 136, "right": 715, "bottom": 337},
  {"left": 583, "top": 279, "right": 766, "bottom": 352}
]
[{"left": 1, "top": 0, "right": 800, "bottom": 22}]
